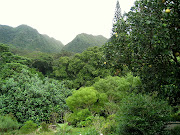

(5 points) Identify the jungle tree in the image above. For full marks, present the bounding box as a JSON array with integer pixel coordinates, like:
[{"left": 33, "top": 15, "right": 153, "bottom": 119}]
[{"left": 104, "top": 0, "right": 180, "bottom": 105}]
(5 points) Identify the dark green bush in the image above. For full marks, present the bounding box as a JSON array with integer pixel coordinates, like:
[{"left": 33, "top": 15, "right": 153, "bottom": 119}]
[
  {"left": 163, "top": 126, "right": 180, "bottom": 135},
  {"left": 116, "top": 93, "right": 172, "bottom": 135},
  {"left": 171, "top": 108, "right": 180, "bottom": 121},
  {"left": 20, "top": 120, "right": 38, "bottom": 134},
  {"left": 168, "top": 126, "right": 180, "bottom": 135},
  {"left": 0, "top": 115, "right": 19, "bottom": 132}
]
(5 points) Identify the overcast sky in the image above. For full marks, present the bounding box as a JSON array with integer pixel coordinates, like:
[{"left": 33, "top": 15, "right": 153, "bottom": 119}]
[{"left": 0, "top": 0, "right": 135, "bottom": 44}]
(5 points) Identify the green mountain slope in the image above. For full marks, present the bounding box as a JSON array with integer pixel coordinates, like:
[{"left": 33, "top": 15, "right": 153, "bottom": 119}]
[
  {"left": 0, "top": 24, "right": 64, "bottom": 53},
  {"left": 63, "top": 33, "right": 108, "bottom": 53}
]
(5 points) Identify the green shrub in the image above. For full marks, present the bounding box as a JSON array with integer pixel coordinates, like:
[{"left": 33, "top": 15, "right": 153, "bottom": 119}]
[
  {"left": 40, "top": 122, "right": 49, "bottom": 132},
  {"left": 0, "top": 115, "right": 19, "bottom": 132},
  {"left": 83, "top": 128, "right": 99, "bottom": 135},
  {"left": 103, "top": 114, "right": 117, "bottom": 134},
  {"left": 66, "top": 87, "right": 108, "bottom": 126},
  {"left": 163, "top": 126, "right": 180, "bottom": 135},
  {"left": 171, "top": 108, "right": 180, "bottom": 121},
  {"left": 91, "top": 115, "right": 105, "bottom": 134},
  {"left": 67, "top": 109, "right": 91, "bottom": 126},
  {"left": 168, "top": 126, "right": 180, "bottom": 135},
  {"left": 56, "top": 122, "right": 73, "bottom": 135},
  {"left": 78, "top": 116, "right": 94, "bottom": 127},
  {"left": 0, "top": 67, "right": 72, "bottom": 124},
  {"left": 93, "top": 74, "right": 141, "bottom": 103},
  {"left": 20, "top": 120, "right": 38, "bottom": 134},
  {"left": 116, "top": 93, "right": 172, "bottom": 135}
]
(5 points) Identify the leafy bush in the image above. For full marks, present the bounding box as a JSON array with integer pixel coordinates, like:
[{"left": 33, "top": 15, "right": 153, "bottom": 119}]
[
  {"left": 0, "top": 115, "right": 19, "bottom": 132},
  {"left": 0, "top": 44, "right": 31, "bottom": 68},
  {"left": 56, "top": 122, "right": 73, "bottom": 135},
  {"left": 93, "top": 74, "right": 141, "bottom": 115},
  {"left": 66, "top": 87, "right": 107, "bottom": 113},
  {"left": 67, "top": 109, "right": 92, "bottom": 126},
  {"left": 66, "top": 87, "right": 108, "bottom": 126},
  {"left": 103, "top": 114, "right": 117, "bottom": 134},
  {"left": 93, "top": 73, "right": 141, "bottom": 103},
  {"left": 0, "top": 67, "right": 72, "bottom": 123},
  {"left": 40, "top": 122, "right": 49, "bottom": 132},
  {"left": 168, "top": 126, "right": 180, "bottom": 135},
  {"left": 116, "top": 93, "right": 172, "bottom": 135},
  {"left": 171, "top": 108, "right": 180, "bottom": 121},
  {"left": 20, "top": 120, "right": 38, "bottom": 134},
  {"left": 91, "top": 115, "right": 105, "bottom": 134}
]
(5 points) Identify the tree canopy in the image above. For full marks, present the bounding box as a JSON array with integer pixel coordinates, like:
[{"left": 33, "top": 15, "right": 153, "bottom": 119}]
[{"left": 104, "top": 0, "right": 180, "bottom": 105}]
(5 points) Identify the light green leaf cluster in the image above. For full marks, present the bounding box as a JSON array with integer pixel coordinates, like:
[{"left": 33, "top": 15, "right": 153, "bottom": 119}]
[
  {"left": 0, "top": 115, "right": 19, "bottom": 132},
  {"left": 65, "top": 73, "right": 141, "bottom": 128},
  {"left": 93, "top": 73, "right": 141, "bottom": 103},
  {"left": 66, "top": 87, "right": 107, "bottom": 113}
]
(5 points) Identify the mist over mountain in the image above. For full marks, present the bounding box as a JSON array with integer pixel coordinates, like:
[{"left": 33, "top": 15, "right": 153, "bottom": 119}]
[
  {"left": 0, "top": 24, "right": 64, "bottom": 53},
  {"left": 63, "top": 33, "right": 108, "bottom": 53}
]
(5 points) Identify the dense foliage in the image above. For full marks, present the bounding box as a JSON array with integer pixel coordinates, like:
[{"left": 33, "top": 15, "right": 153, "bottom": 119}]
[
  {"left": 30, "top": 52, "right": 54, "bottom": 75},
  {"left": 20, "top": 120, "right": 38, "bottom": 134},
  {"left": 116, "top": 93, "right": 172, "bottom": 135},
  {"left": 53, "top": 47, "right": 114, "bottom": 89},
  {"left": 0, "top": 115, "right": 19, "bottom": 132},
  {"left": 104, "top": 0, "right": 180, "bottom": 105},
  {"left": 0, "top": 44, "right": 72, "bottom": 124},
  {"left": 65, "top": 74, "right": 141, "bottom": 130},
  {"left": 92, "top": 74, "right": 141, "bottom": 117},
  {"left": 0, "top": 68, "right": 71, "bottom": 123},
  {"left": 0, "top": 0, "right": 179, "bottom": 134},
  {"left": 66, "top": 87, "right": 108, "bottom": 126}
]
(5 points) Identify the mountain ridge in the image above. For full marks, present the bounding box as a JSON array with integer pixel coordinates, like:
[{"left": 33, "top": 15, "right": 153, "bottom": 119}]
[
  {"left": 0, "top": 24, "right": 64, "bottom": 53},
  {"left": 63, "top": 33, "right": 108, "bottom": 53},
  {"left": 0, "top": 24, "right": 108, "bottom": 53}
]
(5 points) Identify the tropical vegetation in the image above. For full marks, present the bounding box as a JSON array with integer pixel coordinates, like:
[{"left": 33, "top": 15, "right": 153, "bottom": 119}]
[{"left": 0, "top": 0, "right": 179, "bottom": 134}]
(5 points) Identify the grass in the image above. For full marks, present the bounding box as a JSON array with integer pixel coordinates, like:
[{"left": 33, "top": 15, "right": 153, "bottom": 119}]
[
  {"left": 71, "top": 127, "right": 90, "bottom": 135},
  {"left": 2, "top": 130, "right": 55, "bottom": 135},
  {"left": 1, "top": 127, "right": 96, "bottom": 135}
]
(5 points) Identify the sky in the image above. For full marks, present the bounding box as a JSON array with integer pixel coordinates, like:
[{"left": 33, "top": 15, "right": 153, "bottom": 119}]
[{"left": 0, "top": 0, "right": 135, "bottom": 44}]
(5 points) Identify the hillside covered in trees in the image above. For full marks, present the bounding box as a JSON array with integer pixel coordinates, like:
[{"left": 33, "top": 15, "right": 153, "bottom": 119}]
[
  {"left": 0, "top": 25, "right": 108, "bottom": 54},
  {"left": 0, "top": 25, "right": 64, "bottom": 53},
  {"left": 63, "top": 33, "right": 108, "bottom": 53},
  {"left": 0, "top": 0, "right": 180, "bottom": 135}
]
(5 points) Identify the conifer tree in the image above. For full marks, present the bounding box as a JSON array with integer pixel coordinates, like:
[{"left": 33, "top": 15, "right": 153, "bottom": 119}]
[
  {"left": 111, "top": 0, "right": 122, "bottom": 36},
  {"left": 104, "top": 0, "right": 130, "bottom": 72}
]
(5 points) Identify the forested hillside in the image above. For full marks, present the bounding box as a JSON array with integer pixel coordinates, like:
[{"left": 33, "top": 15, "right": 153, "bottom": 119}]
[
  {"left": 0, "top": 0, "right": 179, "bottom": 135},
  {"left": 0, "top": 25, "right": 64, "bottom": 53},
  {"left": 63, "top": 33, "right": 108, "bottom": 53}
]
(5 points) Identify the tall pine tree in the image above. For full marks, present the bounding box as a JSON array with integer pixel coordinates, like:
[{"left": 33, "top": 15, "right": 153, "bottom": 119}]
[
  {"left": 104, "top": 0, "right": 131, "bottom": 74},
  {"left": 111, "top": 0, "right": 122, "bottom": 36}
]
